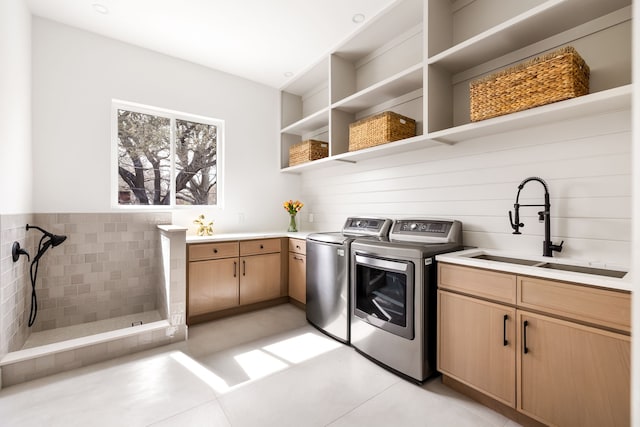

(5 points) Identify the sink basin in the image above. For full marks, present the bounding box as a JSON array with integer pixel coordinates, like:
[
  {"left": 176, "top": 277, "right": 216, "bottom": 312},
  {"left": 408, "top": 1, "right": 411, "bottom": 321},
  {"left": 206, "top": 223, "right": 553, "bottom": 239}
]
[
  {"left": 471, "top": 254, "right": 541, "bottom": 266},
  {"left": 470, "top": 253, "right": 628, "bottom": 279},
  {"left": 538, "top": 263, "right": 627, "bottom": 279}
]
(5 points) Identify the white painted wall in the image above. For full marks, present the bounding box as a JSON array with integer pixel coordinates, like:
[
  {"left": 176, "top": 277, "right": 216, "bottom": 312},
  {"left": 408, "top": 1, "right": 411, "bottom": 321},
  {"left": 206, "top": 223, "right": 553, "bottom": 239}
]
[
  {"left": 0, "top": 0, "right": 32, "bottom": 214},
  {"left": 302, "top": 109, "right": 632, "bottom": 267},
  {"left": 630, "top": 1, "right": 639, "bottom": 424},
  {"left": 31, "top": 18, "right": 300, "bottom": 232}
]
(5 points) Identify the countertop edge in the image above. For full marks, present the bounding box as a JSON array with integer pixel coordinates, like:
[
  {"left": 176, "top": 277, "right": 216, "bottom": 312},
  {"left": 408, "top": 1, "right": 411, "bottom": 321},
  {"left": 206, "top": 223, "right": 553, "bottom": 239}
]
[
  {"left": 185, "top": 231, "right": 312, "bottom": 243},
  {"left": 436, "top": 248, "right": 632, "bottom": 292}
]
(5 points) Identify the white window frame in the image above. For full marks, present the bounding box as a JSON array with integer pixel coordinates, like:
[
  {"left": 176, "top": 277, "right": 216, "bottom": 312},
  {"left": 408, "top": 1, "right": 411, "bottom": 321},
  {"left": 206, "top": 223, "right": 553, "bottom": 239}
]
[{"left": 111, "top": 99, "right": 224, "bottom": 210}]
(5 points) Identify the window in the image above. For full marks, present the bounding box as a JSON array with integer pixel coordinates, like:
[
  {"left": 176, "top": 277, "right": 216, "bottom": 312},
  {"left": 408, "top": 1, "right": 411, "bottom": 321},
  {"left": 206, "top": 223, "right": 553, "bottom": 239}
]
[{"left": 112, "top": 101, "right": 223, "bottom": 207}]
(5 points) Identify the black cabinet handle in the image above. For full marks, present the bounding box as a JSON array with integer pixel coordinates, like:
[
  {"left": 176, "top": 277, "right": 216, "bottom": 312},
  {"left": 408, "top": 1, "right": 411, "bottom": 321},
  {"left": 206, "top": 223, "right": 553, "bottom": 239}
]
[
  {"left": 296, "top": 245, "right": 301, "bottom": 249},
  {"left": 213, "top": 248, "right": 218, "bottom": 254},
  {"left": 233, "top": 261, "right": 237, "bottom": 278},
  {"left": 260, "top": 244, "right": 264, "bottom": 249},
  {"left": 243, "top": 260, "right": 246, "bottom": 276},
  {"left": 503, "top": 314, "right": 508, "bottom": 346},
  {"left": 523, "top": 320, "right": 529, "bottom": 354}
]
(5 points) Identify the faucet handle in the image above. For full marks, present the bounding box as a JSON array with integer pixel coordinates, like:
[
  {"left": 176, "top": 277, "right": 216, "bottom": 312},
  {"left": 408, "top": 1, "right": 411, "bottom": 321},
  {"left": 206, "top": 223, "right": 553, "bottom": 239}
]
[
  {"left": 550, "top": 240, "right": 564, "bottom": 253},
  {"left": 509, "top": 211, "right": 523, "bottom": 234}
]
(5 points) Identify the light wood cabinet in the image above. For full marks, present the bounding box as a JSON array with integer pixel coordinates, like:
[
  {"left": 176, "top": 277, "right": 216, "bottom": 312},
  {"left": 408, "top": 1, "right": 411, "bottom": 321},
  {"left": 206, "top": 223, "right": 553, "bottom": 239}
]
[
  {"left": 438, "top": 291, "right": 516, "bottom": 407},
  {"left": 188, "top": 242, "right": 240, "bottom": 318},
  {"left": 517, "top": 311, "right": 630, "bottom": 427},
  {"left": 288, "top": 238, "right": 306, "bottom": 304},
  {"left": 437, "top": 262, "right": 631, "bottom": 426},
  {"left": 188, "top": 258, "right": 239, "bottom": 315},
  {"left": 280, "top": 0, "right": 631, "bottom": 171},
  {"left": 187, "top": 238, "right": 284, "bottom": 323},
  {"left": 239, "top": 252, "right": 282, "bottom": 305}
]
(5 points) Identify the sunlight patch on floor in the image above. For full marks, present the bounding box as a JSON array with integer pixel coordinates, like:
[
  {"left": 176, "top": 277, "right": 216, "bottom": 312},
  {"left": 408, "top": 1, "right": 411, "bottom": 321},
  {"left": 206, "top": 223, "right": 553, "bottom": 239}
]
[
  {"left": 263, "top": 332, "right": 342, "bottom": 364},
  {"left": 171, "top": 330, "right": 342, "bottom": 394},
  {"left": 234, "top": 349, "right": 289, "bottom": 379},
  {"left": 170, "top": 351, "right": 231, "bottom": 393}
]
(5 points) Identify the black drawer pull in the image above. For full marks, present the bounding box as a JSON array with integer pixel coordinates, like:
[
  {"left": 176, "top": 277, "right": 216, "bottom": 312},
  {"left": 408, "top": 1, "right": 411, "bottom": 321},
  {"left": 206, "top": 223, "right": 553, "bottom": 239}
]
[
  {"left": 213, "top": 248, "right": 218, "bottom": 254},
  {"left": 503, "top": 314, "right": 508, "bottom": 346},
  {"left": 523, "top": 320, "right": 529, "bottom": 354},
  {"left": 260, "top": 244, "right": 264, "bottom": 249}
]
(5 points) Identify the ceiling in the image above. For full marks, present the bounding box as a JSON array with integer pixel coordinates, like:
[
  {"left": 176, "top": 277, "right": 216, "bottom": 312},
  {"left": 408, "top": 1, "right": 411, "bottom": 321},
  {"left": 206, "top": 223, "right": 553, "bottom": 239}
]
[{"left": 27, "top": 0, "right": 397, "bottom": 88}]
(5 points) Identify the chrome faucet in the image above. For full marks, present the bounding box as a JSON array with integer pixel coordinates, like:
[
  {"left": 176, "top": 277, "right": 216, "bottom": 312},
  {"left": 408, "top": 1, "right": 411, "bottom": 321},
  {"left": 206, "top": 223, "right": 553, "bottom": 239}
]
[{"left": 509, "top": 177, "right": 564, "bottom": 257}]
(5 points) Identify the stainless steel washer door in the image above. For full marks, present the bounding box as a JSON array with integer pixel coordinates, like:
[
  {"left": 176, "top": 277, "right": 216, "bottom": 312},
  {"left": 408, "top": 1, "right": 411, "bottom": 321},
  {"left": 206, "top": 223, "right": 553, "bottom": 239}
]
[
  {"left": 306, "top": 239, "right": 350, "bottom": 343},
  {"left": 352, "top": 252, "right": 415, "bottom": 340}
]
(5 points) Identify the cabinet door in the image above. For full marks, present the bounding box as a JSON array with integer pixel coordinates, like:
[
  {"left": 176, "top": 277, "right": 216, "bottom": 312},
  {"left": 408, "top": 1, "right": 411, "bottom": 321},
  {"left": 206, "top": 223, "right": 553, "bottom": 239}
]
[
  {"left": 240, "top": 253, "right": 282, "bottom": 305},
  {"left": 288, "top": 252, "right": 306, "bottom": 303},
  {"left": 518, "top": 312, "right": 630, "bottom": 427},
  {"left": 188, "top": 258, "right": 239, "bottom": 316},
  {"left": 438, "top": 291, "right": 516, "bottom": 407}
]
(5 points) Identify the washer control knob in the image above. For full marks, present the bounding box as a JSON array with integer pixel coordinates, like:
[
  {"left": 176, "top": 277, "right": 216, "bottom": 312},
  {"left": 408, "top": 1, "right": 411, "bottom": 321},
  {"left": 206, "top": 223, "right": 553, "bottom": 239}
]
[{"left": 410, "top": 223, "right": 418, "bottom": 230}]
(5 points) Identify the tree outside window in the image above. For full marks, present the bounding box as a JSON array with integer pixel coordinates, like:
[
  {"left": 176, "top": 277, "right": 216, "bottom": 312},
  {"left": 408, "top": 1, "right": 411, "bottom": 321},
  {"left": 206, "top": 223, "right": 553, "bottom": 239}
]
[{"left": 114, "top": 103, "right": 221, "bottom": 207}]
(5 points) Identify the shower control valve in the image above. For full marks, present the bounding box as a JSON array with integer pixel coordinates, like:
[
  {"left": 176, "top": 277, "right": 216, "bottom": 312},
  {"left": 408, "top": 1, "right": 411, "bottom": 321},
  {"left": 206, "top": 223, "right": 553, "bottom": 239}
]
[{"left": 12, "top": 242, "right": 30, "bottom": 262}]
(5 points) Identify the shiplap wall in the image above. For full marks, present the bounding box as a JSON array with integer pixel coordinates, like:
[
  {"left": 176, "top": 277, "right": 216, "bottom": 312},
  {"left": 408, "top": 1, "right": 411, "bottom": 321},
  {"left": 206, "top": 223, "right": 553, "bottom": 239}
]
[{"left": 300, "top": 109, "right": 631, "bottom": 267}]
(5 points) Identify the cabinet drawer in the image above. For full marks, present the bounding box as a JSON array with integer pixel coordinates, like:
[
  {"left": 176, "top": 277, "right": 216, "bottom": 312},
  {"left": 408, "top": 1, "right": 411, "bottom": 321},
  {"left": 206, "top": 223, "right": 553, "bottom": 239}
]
[
  {"left": 517, "top": 276, "right": 631, "bottom": 333},
  {"left": 188, "top": 241, "right": 239, "bottom": 261},
  {"left": 288, "top": 238, "right": 306, "bottom": 255},
  {"left": 240, "top": 238, "right": 281, "bottom": 256},
  {"left": 438, "top": 263, "right": 516, "bottom": 305}
]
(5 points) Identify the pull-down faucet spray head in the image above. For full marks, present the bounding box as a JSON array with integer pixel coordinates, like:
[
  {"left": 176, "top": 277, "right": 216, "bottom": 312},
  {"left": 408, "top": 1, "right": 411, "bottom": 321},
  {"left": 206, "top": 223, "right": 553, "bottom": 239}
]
[
  {"left": 508, "top": 207, "right": 523, "bottom": 234},
  {"left": 508, "top": 177, "right": 564, "bottom": 257}
]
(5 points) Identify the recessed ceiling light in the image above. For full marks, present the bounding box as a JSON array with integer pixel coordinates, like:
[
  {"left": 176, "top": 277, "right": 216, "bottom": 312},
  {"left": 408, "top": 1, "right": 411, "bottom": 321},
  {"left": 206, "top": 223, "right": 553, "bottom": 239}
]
[
  {"left": 92, "top": 3, "right": 109, "bottom": 14},
  {"left": 284, "top": 72, "right": 294, "bottom": 78},
  {"left": 352, "top": 13, "right": 365, "bottom": 24}
]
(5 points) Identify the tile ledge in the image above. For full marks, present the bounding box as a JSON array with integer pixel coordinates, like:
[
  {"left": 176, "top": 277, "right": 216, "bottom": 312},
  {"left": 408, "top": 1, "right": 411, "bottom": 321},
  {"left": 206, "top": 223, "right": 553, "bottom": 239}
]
[
  {"left": 158, "top": 225, "right": 188, "bottom": 232},
  {"left": 0, "top": 320, "right": 171, "bottom": 366}
]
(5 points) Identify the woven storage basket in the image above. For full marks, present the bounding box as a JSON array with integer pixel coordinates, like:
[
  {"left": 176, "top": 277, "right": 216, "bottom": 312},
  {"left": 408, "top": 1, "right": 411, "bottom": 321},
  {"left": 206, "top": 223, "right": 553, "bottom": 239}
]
[
  {"left": 348, "top": 111, "right": 416, "bottom": 152},
  {"left": 469, "top": 46, "right": 590, "bottom": 122},
  {"left": 289, "top": 140, "right": 328, "bottom": 166}
]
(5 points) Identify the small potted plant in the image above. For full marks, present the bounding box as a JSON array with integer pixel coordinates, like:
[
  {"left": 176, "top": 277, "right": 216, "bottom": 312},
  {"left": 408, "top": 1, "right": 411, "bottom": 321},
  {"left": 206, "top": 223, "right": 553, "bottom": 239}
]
[{"left": 193, "top": 214, "right": 214, "bottom": 236}]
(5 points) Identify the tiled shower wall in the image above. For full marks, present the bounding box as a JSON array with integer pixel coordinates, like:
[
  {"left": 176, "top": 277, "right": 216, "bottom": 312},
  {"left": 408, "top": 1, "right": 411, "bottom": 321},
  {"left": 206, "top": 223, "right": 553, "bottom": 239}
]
[
  {"left": 0, "top": 214, "right": 34, "bottom": 356},
  {"left": 27, "top": 212, "right": 171, "bottom": 332}
]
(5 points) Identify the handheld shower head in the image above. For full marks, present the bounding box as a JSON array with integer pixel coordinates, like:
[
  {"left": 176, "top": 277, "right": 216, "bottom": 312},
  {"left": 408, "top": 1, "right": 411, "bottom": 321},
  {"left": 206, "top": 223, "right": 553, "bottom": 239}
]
[
  {"left": 27, "top": 225, "right": 67, "bottom": 263},
  {"left": 50, "top": 233, "right": 67, "bottom": 247},
  {"left": 25, "top": 224, "right": 68, "bottom": 326},
  {"left": 26, "top": 224, "right": 67, "bottom": 246}
]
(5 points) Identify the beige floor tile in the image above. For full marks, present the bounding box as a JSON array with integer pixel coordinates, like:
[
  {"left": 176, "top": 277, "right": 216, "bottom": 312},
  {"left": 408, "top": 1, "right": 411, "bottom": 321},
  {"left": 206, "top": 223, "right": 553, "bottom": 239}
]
[
  {"left": 0, "top": 352, "right": 217, "bottom": 426},
  {"left": 329, "top": 378, "right": 516, "bottom": 427},
  {"left": 218, "top": 343, "right": 400, "bottom": 426},
  {"left": 0, "top": 304, "right": 518, "bottom": 427},
  {"left": 148, "top": 400, "right": 230, "bottom": 427}
]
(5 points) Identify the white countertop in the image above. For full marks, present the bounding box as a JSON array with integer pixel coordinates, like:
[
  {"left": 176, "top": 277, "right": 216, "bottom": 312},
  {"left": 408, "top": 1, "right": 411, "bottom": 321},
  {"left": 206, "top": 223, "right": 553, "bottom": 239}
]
[
  {"left": 436, "top": 248, "right": 632, "bottom": 292},
  {"left": 185, "top": 231, "right": 311, "bottom": 244}
]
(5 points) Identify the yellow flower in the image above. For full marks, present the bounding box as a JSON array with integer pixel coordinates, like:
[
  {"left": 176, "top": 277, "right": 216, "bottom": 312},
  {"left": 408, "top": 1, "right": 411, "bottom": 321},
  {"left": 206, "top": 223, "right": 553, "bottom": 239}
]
[{"left": 283, "top": 199, "right": 304, "bottom": 215}]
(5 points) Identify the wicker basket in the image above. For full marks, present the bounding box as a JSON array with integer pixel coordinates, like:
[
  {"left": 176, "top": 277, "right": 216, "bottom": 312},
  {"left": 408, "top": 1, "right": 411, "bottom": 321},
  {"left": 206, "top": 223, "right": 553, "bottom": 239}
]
[
  {"left": 289, "top": 140, "right": 328, "bottom": 166},
  {"left": 349, "top": 111, "right": 416, "bottom": 152},
  {"left": 469, "top": 46, "right": 590, "bottom": 122}
]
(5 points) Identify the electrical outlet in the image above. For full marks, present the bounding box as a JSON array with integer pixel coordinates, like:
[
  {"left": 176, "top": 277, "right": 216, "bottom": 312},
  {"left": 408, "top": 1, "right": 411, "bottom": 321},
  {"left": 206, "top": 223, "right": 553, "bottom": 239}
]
[
  {"left": 308, "top": 213, "right": 314, "bottom": 223},
  {"left": 237, "top": 213, "right": 245, "bottom": 224}
]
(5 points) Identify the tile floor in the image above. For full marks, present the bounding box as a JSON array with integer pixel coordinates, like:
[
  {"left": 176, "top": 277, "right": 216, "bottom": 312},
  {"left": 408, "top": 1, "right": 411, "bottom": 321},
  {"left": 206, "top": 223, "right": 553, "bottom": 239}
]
[{"left": 0, "top": 304, "right": 521, "bottom": 426}]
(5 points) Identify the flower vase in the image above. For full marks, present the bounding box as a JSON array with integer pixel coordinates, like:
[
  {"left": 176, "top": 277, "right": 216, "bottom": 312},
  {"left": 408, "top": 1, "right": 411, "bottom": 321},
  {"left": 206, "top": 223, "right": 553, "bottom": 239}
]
[{"left": 288, "top": 214, "right": 298, "bottom": 232}]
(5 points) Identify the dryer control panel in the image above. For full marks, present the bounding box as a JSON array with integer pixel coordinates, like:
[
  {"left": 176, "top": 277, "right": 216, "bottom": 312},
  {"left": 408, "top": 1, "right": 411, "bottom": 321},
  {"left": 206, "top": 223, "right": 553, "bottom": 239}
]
[{"left": 390, "top": 219, "right": 462, "bottom": 244}]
